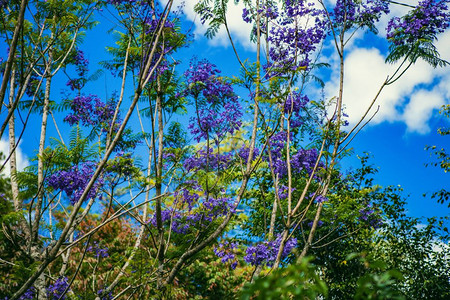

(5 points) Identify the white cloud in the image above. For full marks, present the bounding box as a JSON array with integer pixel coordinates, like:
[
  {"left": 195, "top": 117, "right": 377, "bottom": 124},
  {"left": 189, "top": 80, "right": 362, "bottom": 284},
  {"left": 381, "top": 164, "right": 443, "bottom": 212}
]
[
  {"left": 0, "top": 139, "right": 29, "bottom": 177},
  {"left": 163, "top": 0, "right": 254, "bottom": 49},
  {"left": 402, "top": 89, "right": 445, "bottom": 134},
  {"left": 325, "top": 29, "right": 450, "bottom": 134}
]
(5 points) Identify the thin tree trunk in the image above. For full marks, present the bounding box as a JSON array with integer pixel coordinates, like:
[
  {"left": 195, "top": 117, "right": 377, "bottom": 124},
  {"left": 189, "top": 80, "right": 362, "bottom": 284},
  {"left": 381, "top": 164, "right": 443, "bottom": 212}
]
[
  {"left": 155, "top": 75, "right": 165, "bottom": 288},
  {"left": 33, "top": 70, "right": 52, "bottom": 244},
  {"left": 0, "top": 0, "right": 28, "bottom": 112},
  {"left": 8, "top": 68, "right": 20, "bottom": 211},
  {"left": 31, "top": 68, "right": 52, "bottom": 300},
  {"left": 299, "top": 203, "right": 323, "bottom": 260}
]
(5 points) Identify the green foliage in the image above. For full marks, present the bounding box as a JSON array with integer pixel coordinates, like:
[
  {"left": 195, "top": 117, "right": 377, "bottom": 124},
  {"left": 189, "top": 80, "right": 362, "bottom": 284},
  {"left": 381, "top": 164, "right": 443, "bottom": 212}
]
[
  {"left": 349, "top": 253, "right": 405, "bottom": 300},
  {"left": 0, "top": 174, "right": 33, "bottom": 297},
  {"left": 171, "top": 251, "right": 249, "bottom": 299},
  {"left": 194, "top": 0, "right": 234, "bottom": 40},
  {"left": 375, "top": 194, "right": 450, "bottom": 299},
  {"left": 386, "top": 39, "right": 449, "bottom": 68},
  {"left": 425, "top": 104, "right": 450, "bottom": 207},
  {"left": 240, "top": 257, "right": 328, "bottom": 300}
]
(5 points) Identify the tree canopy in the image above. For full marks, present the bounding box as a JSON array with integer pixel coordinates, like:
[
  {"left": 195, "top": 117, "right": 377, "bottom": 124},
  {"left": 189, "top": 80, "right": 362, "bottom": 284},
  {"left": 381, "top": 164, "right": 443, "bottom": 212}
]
[{"left": 0, "top": 0, "right": 449, "bottom": 299}]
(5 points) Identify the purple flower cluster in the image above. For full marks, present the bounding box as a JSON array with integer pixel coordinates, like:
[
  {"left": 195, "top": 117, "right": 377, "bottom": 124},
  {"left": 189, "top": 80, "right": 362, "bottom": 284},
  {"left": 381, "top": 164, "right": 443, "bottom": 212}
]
[
  {"left": 332, "top": 0, "right": 390, "bottom": 30},
  {"left": 66, "top": 49, "right": 89, "bottom": 91},
  {"left": 269, "top": 133, "right": 291, "bottom": 177},
  {"left": 202, "top": 196, "right": 234, "bottom": 217},
  {"left": 238, "top": 145, "right": 261, "bottom": 162},
  {"left": 266, "top": 131, "right": 322, "bottom": 178},
  {"left": 142, "top": 16, "right": 178, "bottom": 79},
  {"left": 214, "top": 241, "right": 238, "bottom": 269},
  {"left": 87, "top": 241, "right": 109, "bottom": 258},
  {"left": 184, "top": 147, "right": 233, "bottom": 172},
  {"left": 148, "top": 208, "right": 174, "bottom": 227},
  {"left": 242, "top": 8, "right": 252, "bottom": 23},
  {"left": 184, "top": 59, "right": 243, "bottom": 142},
  {"left": 242, "top": 3, "right": 279, "bottom": 24},
  {"left": 284, "top": 92, "right": 309, "bottom": 128},
  {"left": 293, "top": 148, "right": 323, "bottom": 177},
  {"left": 18, "top": 287, "right": 35, "bottom": 300},
  {"left": 188, "top": 102, "right": 243, "bottom": 142},
  {"left": 47, "top": 162, "right": 103, "bottom": 205},
  {"left": 269, "top": 131, "right": 290, "bottom": 159},
  {"left": 64, "top": 94, "right": 116, "bottom": 127},
  {"left": 278, "top": 185, "right": 296, "bottom": 200},
  {"left": 265, "top": 0, "right": 327, "bottom": 74},
  {"left": 149, "top": 194, "right": 234, "bottom": 234},
  {"left": 74, "top": 50, "right": 89, "bottom": 77},
  {"left": 359, "top": 203, "right": 383, "bottom": 229},
  {"left": 386, "top": 0, "right": 450, "bottom": 46},
  {"left": 107, "top": 0, "right": 137, "bottom": 5},
  {"left": 97, "top": 287, "right": 113, "bottom": 300},
  {"left": 184, "top": 59, "right": 227, "bottom": 99},
  {"left": 244, "top": 234, "right": 297, "bottom": 266},
  {"left": 308, "top": 220, "right": 324, "bottom": 228},
  {"left": 174, "top": 181, "right": 202, "bottom": 210},
  {"left": 47, "top": 277, "right": 69, "bottom": 300},
  {"left": 171, "top": 196, "right": 234, "bottom": 234},
  {"left": 145, "top": 16, "right": 175, "bottom": 34},
  {"left": 314, "top": 194, "right": 328, "bottom": 203}
]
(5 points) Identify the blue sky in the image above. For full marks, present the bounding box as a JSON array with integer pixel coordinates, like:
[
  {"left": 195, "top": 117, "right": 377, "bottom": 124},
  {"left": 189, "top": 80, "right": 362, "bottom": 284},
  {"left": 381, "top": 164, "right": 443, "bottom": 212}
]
[{"left": 1, "top": 0, "right": 449, "bottom": 219}]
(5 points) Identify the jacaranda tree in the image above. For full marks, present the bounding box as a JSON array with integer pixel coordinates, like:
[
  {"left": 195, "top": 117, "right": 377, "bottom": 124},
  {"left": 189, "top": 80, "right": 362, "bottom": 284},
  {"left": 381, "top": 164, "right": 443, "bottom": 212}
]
[{"left": 0, "top": 0, "right": 449, "bottom": 299}]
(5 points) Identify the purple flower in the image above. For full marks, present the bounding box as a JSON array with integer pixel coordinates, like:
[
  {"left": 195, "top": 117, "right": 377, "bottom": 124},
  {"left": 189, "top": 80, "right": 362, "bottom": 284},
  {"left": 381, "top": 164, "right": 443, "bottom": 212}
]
[
  {"left": 64, "top": 94, "right": 118, "bottom": 128},
  {"left": 107, "top": 0, "right": 137, "bottom": 5},
  {"left": 18, "top": 287, "right": 35, "bottom": 300},
  {"left": 332, "top": 0, "right": 390, "bottom": 30},
  {"left": 47, "top": 277, "right": 69, "bottom": 300},
  {"left": 149, "top": 209, "right": 174, "bottom": 227},
  {"left": 264, "top": 1, "right": 327, "bottom": 74},
  {"left": 314, "top": 195, "right": 328, "bottom": 203},
  {"left": 244, "top": 234, "right": 297, "bottom": 266},
  {"left": 387, "top": 0, "right": 450, "bottom": 46},
  {"left": 214, "top": 241, "right": 238, "bottom": 268},
  {"left": 359, "top": 203, "right": 384, "bottom": 229},
  {"left": 265, "top": 131, "right": 323, "bottom": 178},
  {"left": 87, "top": 241, "right": 109, "bottom": 258},
  {"left": 66, "top": 49, "right": 89, "bottom": 90},
  {"left": 238, "top": 146, "right": 260, "bottom": 162},
  {"left": 184, "top": 147, "right": 233, "bottom": 172},
  {"left": 97, "top": 287, "right": 113, "bottom": 300},
  {"left": 149, "top": 194, "right": 234, "bottom": 234},
  {"left": 174, "top": 182, "right": 202, "bottom": 210},
  {"left": 47, "top": 162, "right": 103, "bottom": 205},
  {"left": 278, "top": 185, "right": 296, "bottom": 200},
  {"left": 308, "top": 220, "right": 324, "bottom": 228},
  {"left": 184, "top": 59, "right": 243, "bottom": 142},
  {"left": 242, "top": 8, "right": 252, "bottom": 23}
]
